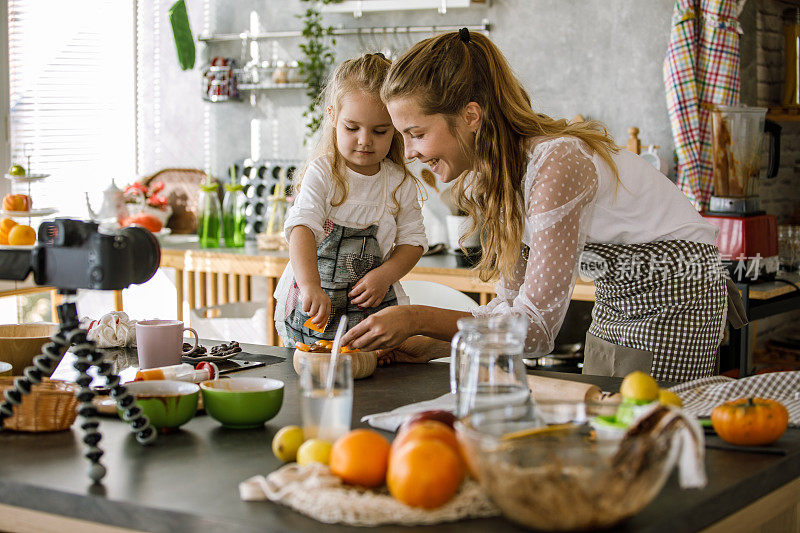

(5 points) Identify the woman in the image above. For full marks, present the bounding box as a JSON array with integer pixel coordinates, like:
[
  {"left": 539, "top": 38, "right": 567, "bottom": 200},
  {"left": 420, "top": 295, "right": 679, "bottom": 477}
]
[{"left": 341, "top": 29, "right": 744, "bottom": 382}]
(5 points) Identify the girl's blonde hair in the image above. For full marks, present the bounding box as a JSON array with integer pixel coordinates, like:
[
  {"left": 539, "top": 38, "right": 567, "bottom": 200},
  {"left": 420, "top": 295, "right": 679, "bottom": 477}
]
[
  {"left": 296, "top": 53, "right": 413, "bottom": 213},
  {"left": 382, "top": 31, "right": 619, "bottom": 282}
]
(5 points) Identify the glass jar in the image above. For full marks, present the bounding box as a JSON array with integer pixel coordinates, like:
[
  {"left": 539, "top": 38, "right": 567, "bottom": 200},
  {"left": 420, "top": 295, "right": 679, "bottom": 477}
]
[
  {"left": 222, "top": 183, "right": 246, "bottom": 248},
  {"left": 197, "top": 182, "right": 221, "bottom": 248},
  {"left": 264, "top": 194, "right": 287, "bottom": 235}
]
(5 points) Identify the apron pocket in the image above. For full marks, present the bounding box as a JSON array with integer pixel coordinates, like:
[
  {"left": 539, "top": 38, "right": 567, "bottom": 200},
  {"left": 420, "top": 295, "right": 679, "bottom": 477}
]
[{"left": 582, "top": 332, "right": 654, "bottom": 377}]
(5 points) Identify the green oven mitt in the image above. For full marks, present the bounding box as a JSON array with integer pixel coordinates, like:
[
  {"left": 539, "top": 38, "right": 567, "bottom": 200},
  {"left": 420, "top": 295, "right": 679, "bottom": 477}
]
[{"left": 168, "top": 0, "right": 195, "bottom": 70}]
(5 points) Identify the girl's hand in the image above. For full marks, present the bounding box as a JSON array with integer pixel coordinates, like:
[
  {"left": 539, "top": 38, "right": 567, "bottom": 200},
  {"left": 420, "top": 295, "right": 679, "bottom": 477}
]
[
  {"left": 299, "top": 285, "right": 331, "bottom": 328},
  {"left": 340, "top": 305, "right": 413, "bottom": 351},
  {"left": 348, "top": 270, "right": 391, "bottom": 308}
]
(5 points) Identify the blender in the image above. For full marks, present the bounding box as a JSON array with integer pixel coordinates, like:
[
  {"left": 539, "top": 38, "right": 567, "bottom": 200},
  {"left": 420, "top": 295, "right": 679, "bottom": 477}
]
[{"left": 702, "top": 105, "right": 782, "bottom": 280}]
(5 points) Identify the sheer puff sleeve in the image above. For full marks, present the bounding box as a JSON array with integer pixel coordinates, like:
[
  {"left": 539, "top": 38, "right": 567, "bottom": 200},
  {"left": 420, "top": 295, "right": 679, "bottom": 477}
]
[
  {"left": 474, "top": 138, "right": 599, "bottom": 355},
  {"left": 283, "top": 158, "right": 331, "bottom": 243}
]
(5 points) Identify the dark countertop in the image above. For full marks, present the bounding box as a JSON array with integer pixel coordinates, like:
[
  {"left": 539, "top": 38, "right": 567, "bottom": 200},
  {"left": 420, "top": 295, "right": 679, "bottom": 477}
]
[{"left": 1, "top": 343, "right": 799, "bottom": 532}]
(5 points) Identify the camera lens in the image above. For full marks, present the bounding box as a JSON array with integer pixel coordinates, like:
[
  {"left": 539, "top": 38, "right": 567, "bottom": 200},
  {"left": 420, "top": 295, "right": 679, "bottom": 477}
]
[{"left": 118, "top": 226, "right": 161, "bottom": 285}]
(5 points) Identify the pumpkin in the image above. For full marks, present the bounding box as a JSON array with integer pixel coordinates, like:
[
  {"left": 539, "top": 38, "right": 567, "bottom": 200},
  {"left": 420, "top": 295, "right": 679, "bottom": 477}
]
[
  {"left": 710, "top": 397, "right": 789, "bottom": 446},
  {"left": 292, "top": 349, "right": 377, "bottom": 380}
]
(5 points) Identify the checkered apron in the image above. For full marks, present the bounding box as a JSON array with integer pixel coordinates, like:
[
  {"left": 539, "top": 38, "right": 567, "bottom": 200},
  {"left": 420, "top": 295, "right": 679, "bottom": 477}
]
[
  {"left": 664, "top": 0, "right": 742, "bottom": 210},
  {"left": 583, "top": 240, "right": 727, "bottom": 382},
  {"left": 284, "top": 220, "right": 397, "bottom": 345}
]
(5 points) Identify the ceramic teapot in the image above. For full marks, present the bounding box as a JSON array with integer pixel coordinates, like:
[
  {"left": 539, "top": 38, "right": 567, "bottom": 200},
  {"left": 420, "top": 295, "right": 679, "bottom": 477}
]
[{"left": 86, "top": 179, "right": 125, "bottom": 222}]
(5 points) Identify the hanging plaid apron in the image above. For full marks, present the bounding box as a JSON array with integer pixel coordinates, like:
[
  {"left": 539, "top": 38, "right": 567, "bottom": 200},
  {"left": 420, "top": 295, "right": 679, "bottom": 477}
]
[
  {"left": 580, "top": 240, "right": 730, "bottom": 382},
  {"left": 284, "top": 220, "right": 397, "bottom": 345},
  {"left": 664, "top": 0, "right": 742, "bottom": 210}
]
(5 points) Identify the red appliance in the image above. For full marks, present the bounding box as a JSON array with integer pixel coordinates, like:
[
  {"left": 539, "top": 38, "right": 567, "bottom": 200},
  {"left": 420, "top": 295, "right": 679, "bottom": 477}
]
[{"left": 703, "top": 213, "right": 779, "bottom": 279}]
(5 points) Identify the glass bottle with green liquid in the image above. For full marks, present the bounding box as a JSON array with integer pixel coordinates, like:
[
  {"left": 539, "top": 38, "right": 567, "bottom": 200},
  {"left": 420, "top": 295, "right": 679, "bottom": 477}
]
[
  {"left": 222, "top": 183, "right": 246, "bottom": 247},
  {"left": 197, "top": 181, "right": 221, "bottom": 248}
]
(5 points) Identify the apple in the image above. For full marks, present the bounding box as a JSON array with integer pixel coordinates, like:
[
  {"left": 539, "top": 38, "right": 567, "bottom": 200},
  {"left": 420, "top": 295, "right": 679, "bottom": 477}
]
[
  {"left": 399, "top": 410, "right": 457, "bottom": 432},
  {"left": 8, "top": 164, "right": 25, "bottom": 176}
]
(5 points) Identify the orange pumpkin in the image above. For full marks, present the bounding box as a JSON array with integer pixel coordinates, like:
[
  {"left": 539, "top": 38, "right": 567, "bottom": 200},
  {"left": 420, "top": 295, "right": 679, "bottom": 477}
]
[{"left": 710, "top": 397, "right": 789, "bottom": 446}]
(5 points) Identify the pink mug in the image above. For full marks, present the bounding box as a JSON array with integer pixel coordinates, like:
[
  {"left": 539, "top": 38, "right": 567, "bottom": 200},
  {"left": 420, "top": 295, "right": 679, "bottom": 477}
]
[{"left": 136, "top": 320, "right": 199, "bottom": 369}]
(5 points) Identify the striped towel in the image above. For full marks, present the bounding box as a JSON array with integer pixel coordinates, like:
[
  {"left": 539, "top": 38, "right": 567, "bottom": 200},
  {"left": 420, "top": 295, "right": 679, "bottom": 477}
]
[
  {"left": 664, "top": 0, "right": 743, "bottom": 210},
  {"left": 669, "top": 371, "right": 800, "bottom": 427}
]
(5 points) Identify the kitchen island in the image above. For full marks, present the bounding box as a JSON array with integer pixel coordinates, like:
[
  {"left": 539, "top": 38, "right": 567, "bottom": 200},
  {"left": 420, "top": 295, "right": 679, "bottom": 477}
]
[{"left": 1, "top": 343, "right": 799, "bottom": 532}]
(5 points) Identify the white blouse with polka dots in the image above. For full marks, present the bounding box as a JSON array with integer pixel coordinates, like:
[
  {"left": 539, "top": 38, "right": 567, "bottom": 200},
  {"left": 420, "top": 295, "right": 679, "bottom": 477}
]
[{"left": 473, "top": 136, "right": 719, "bottom": 356}]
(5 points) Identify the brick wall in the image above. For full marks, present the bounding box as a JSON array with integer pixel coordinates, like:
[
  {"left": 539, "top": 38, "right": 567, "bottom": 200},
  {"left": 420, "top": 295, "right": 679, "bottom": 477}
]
[
  {"left": 755, "top": 0, "right": 800, "bottom": 224},
  {"left": 751, "top": 0, "right": 800, "bottom": 352}
]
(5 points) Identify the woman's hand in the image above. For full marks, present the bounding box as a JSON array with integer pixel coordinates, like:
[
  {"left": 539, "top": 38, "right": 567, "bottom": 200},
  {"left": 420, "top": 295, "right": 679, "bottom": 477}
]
[
  {"left": 348, "top": 270, "right": 391, "bottom": 308},
  {"left": 299, "top": 285, "right": 331, "bottom": 329},
  {"left": 341, "top": 305, "right": 414, "bottom": 351},
  {"left": 376, "top": 336, "right": 450, "bottom": 366}
]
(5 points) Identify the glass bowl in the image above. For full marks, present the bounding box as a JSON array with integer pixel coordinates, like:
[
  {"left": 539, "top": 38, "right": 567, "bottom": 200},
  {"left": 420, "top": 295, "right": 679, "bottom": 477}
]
[{"left": 455, "top": 401, "right": 681, "bottom": 531}]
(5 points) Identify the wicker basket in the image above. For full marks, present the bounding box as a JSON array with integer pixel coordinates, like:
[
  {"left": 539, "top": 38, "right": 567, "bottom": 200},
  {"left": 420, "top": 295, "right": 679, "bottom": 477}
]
[{"left": 0, "top": 377, "right": 80, "bottom": 432}]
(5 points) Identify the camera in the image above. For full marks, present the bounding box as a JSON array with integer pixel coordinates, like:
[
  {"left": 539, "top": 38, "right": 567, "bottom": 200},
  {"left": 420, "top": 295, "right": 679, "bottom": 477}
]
[{"left": 0, "top": 218, "right": 161, "bottom": 291}]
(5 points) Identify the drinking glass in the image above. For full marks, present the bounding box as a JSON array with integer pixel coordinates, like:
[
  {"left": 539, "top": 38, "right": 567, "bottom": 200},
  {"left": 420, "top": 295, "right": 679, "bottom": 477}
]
[
  {"left": 297, "top": 356, "right": 352, "bottom": 442},
  {"left": 451, "top": 314, "right": 530, "bottom": 417}
]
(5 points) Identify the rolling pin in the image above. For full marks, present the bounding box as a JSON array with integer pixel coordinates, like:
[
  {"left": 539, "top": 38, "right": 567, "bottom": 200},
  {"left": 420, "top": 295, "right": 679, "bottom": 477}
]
[{"left": 527, "top": 374, "right": 620, "bottom": 404}]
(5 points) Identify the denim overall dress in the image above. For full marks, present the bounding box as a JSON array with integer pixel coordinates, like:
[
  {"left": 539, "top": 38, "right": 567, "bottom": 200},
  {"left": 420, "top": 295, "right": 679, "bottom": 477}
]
[{"left": 284, "top": 219, "right": 398, "bottom": 345}]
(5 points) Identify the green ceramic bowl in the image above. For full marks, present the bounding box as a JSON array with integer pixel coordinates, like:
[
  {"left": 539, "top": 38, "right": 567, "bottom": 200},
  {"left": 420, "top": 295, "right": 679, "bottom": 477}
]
[
  {"left": 120, "top": 380, "right": 200, "bottom": 433},
  {"left": 199, "top": 377, "right": 284, "bottom": 429}
]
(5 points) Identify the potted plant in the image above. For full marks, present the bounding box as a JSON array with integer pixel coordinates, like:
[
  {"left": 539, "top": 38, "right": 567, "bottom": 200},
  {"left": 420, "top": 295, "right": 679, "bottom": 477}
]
[{"left": 298, "top": 0, "right": 341, "bottom": 139}]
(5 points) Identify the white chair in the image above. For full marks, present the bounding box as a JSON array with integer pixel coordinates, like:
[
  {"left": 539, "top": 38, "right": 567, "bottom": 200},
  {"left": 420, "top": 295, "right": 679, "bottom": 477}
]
[{"left": 399, "top": 280, "right": 479, "bottom": 312}]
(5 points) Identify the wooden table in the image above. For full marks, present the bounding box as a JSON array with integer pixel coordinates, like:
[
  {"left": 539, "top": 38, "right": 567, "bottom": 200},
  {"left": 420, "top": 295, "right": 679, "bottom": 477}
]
[{"left": 157, "top": 240, "right": 596, "bottom": 346}]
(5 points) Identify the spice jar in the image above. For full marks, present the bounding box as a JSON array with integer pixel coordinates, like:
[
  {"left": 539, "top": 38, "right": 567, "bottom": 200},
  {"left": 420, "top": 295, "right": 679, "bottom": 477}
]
[
  {"left": 271, "top": 60, "right": 288, "bottom": 84},
  {"left": 197, "top": 182, "right": 221, "bottom": 248},
  {"left": 222, "top": 183, "right": 246, "bottom": 248}
]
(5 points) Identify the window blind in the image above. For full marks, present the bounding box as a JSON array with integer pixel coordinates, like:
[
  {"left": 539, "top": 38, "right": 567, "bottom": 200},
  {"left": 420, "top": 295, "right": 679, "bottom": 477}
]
[{"left": 7, "top": 0, "right": 135, "bottom": 217}]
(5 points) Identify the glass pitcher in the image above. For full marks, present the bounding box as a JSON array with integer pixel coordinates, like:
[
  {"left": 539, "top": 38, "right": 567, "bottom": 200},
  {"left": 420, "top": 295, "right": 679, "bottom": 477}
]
[{"left": 451, "top": 314, "right": 529, "bottom": 417}]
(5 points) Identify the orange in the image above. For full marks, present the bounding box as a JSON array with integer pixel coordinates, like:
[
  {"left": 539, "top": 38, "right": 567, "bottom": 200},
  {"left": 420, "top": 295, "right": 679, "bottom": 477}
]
[
  {"left": 387, "top": 439, "right": 465, "bottom": 509},
  {"left": 303, "top": 316, "right": 326, "bottom": 333},
  {"left": 329, "top": 429, "right": 390, "bottom": 488},
  {"left": 392, "top": 420, "right": 460, "bottom": 456},
  {"left": 8, "top": 224, "right": 36, "bottom": 245},
  {"left": 0, "top": 218, "right": 17, "bottom": 234}
]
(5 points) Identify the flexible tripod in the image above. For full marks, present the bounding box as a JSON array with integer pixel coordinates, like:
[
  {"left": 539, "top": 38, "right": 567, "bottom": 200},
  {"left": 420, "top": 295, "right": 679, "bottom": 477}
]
[{"left": 0, "top": 290, "right": 156, "bottom": 483}]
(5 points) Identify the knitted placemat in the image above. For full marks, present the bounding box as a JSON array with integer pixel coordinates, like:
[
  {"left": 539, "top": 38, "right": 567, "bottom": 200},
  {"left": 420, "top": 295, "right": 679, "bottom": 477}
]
[{"left": 239, "top": 463, "right": 499, "bottom": 526}]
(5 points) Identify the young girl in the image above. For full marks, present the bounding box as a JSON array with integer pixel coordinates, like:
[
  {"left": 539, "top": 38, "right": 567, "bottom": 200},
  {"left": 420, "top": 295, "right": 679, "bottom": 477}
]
[
  {"left": 275, "top": 53, "right": 427, "bottom": 346},
  {"left": 342, "top": 30, "right": 745, "bottom": 382}
]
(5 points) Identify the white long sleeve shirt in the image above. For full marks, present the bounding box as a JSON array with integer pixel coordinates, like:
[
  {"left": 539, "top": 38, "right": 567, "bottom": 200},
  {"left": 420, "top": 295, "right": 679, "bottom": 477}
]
[{"left": 475, "top": 136, "right": 718, "bottom": 356}]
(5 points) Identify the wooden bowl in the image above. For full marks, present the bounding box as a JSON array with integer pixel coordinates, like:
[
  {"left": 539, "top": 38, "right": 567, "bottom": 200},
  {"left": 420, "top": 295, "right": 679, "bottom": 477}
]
[
  {"left": 0, "top": 323, "right": 58, "bottom": 375},
  {"left": 292, "top": 349, "right": 377, "bottom": 379}
]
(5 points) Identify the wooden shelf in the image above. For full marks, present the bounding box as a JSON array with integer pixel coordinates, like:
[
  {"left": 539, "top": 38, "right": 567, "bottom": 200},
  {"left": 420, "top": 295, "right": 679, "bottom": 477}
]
[{"left": 766, "top": 105, "right": 800, "bottom": 122}]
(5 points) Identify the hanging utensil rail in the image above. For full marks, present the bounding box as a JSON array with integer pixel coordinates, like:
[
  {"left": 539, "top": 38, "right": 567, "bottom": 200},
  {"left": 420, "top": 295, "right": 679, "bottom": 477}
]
[{"left": 198, "top": 20, "right": 491, "bottom": 44}]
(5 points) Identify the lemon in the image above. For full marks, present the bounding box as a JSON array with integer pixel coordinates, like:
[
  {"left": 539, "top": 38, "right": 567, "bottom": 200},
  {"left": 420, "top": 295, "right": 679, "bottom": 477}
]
[
  {"left": 620, "top": 371, "right": 659, "bottom": 402},
  {"left": 296, "top": 438, "right": 332, "bottom": 466},
  {"left": 658, "top": 389, "right": 683, "bottom": 407},
  {"left": 272, "top": 425, "right": 305, "bottom": 463}
]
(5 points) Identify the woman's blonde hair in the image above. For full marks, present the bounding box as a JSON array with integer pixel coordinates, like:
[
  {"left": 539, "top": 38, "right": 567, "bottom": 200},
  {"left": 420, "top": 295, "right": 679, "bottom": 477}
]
[
  {"left": 296, "top": 53, "right": 413, "bottom": 213},
  {"left": 382, "top": 31, "right": 619, "bottom": 282}
]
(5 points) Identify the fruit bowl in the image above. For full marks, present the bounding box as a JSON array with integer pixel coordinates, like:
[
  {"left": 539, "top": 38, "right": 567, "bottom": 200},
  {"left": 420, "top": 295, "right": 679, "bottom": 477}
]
[{"left": 455, "top": 401, "right": 684, "bottom": 531}]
